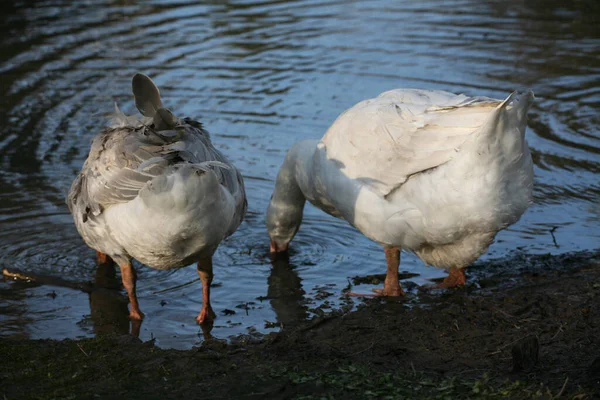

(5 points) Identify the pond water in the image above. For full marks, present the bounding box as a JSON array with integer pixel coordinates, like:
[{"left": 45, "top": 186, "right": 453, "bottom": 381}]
[{"left": 0, "top": 0, "right": 598, "bottom": 349}]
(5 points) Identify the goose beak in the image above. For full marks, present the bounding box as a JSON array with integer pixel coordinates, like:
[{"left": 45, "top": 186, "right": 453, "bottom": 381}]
[{"left": 270, "top": 239, "right": 289, "bottom": 254}]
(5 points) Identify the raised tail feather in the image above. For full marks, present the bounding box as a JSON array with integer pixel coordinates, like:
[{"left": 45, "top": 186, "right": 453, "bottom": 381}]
[
  {"left": 475, "top": 89, "right": 534, "bottom": 144},
  {"left": 513, "top": 90, "right": 534, "bottom": 123},
  {"left": 132, "top": 73, "right": 178, "bottom": 130},
  {"left": 497, "top": 90, "right": 534, "bottom": 134},
  {"left": 132, "top": 73, "right": 163, "bottom": 117},
  {"left": 482, "top": 90, "right": 534, "bottom": 160}
]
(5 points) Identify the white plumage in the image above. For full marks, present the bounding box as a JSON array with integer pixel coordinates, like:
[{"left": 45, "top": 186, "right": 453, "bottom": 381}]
[{"left": 267, "top": 88, "right": 533, "bottom": 294}]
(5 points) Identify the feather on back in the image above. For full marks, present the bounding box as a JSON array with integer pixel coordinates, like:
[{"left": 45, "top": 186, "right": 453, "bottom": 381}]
[
  {"left": 320, "top": 89, "right": 532, "bottom": 197},
  {"left": 68, "top": 76, "right": 246, "bottom": 229}
]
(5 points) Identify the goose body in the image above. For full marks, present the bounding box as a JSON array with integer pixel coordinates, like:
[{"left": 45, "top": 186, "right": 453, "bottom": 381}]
[
  {"left": 267, "top": 89, "right": 533, "bottom": 293},
  {"left": 68, "top": 74, "right": 246, "bottom": 322}
]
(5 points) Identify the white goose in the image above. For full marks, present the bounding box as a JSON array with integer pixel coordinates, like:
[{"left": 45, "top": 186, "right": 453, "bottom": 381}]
[
  {"left": 68, "top": 74, "right": 246, "bottom": 323},
  {"left": 267, "top": 89, "right": 533, "bottom": 295}
]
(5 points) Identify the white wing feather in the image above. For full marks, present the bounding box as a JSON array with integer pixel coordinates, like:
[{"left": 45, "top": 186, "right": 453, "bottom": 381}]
[{"left": 321, "top": 89, "right": 503, "bottom": 196}]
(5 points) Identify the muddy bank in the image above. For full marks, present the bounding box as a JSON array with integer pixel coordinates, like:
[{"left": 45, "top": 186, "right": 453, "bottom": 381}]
[{"left": 1, "top": 250, "right": 599, "bottom": 399}]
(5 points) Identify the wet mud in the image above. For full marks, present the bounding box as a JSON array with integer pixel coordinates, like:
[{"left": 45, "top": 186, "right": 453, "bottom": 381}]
[{"left": 2, "top": 249, "right": 599, "bottom": 399}]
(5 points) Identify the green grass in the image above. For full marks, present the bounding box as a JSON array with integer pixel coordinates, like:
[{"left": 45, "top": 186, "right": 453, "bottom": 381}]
[{"left": 265, "top": 363, "right": 586, "bottom": 400}]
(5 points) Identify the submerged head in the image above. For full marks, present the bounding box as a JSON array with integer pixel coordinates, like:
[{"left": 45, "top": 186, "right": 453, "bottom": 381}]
[
  {"left": 266, "top": 150, "right": 310, "bottom": 254},
  {"left": 270, "top": 239, "right": 289, "bottom": 253},
  {"left": 266, "top": 195, "right": 302, "bottom": 254}
]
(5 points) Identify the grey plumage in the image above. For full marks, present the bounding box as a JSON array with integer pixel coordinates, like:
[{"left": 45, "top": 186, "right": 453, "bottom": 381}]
[
  {"left": 68, "top": 75, "right": 246, "bottom": 241},
  {"left": 68, "top": 119, "right": 246, "bottom": 234}
]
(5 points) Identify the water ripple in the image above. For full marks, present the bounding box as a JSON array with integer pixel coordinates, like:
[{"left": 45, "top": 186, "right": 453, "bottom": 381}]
[{"left": 0, "top": 0, "right": 598, "bottom": 348}]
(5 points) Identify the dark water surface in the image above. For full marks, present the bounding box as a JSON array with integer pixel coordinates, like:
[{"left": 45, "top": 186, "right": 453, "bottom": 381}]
[{"left": 0, "top": 0, "right": 598, "bottom": 349}]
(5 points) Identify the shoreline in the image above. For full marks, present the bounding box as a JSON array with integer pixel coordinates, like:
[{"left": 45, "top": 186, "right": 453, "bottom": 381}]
[{"left": 2, "top": 249, "right": 599, "bottom": 399}]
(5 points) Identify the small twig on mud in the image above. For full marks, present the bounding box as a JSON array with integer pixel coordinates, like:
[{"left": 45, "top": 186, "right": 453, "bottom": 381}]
[
  {"left": 489, "top": 335, "right": 531, "bottom": 355},
  {"left": 2, "top": 267, "right": 93, "bottom": 293},
  {"left": 3, "top": 268, "right": 35, "bottom": 281},
  {"left": 518, "top": 318, "right": 538, "bottom": 323},
  {"left": 551, "top": 323, "right": 565, "bottom": 340},
  {"left": 411, "top": 362, "right": 417, "bottom": 377},
  {"left": 77, "top": 343, "right": 90, "bottom": 357},
  {"left": 550, "top": 227, "right": 560, "bottom": 248},
  {"left": 348, "top": 339, "right": 382, "bottom": 356},
  {"left": 492, "top": 306, "right": 515, "bottom": 319},
  {"left": 552, "top": 377, "right": 568, "bottom": 399}
]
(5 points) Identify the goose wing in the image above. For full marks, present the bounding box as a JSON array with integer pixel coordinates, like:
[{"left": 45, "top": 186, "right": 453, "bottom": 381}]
[
  {"left": 68, "top": 73, "right": 244, "bottom": 224},
  {"left": 67, "top": 121, "right": 236, "bottom": 222},
  {"left": 320, "top": 89, "right": 504, "bottom": 197}
]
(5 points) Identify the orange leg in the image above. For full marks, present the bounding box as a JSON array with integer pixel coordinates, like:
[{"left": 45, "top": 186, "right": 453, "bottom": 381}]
[
  {"left": 437, "top": 267, "right": 467, "bottom": 288},
  {"left": 349, "top": 246, "right": 405, "bottom": 297},
  {"left": 96, "top": 251, "right": 114, "bottom": 266},
  {"left": 196, "top": 257, "right": 216, "bottom": 324},
  {"left": 119, "top": 262, "right": 144, "bottom": 320},
  {"left": 373, "top": 246, "right": 405, "bottom": 296},
  {"left": 424, "top": 267, "right": 467, "bottom": 290}
]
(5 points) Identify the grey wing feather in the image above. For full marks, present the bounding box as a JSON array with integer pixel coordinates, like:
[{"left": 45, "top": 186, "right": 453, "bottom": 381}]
[{"left": 67, "top": 120, "right": 246, "bottom": 226}]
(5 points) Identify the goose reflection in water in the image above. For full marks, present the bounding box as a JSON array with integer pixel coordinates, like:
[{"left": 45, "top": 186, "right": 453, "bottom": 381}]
[
  {"left": 266, "top": 252, "right": 309, "bottom": 329},
  {"left": 87, "top": 251, "right": 308, "bottom": 342},
  {"left": 88, "top": 259, "right": 135, "bottom": 337},
  {"left": 87, "top": 259, "right": 215, "bottom": 341}
]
